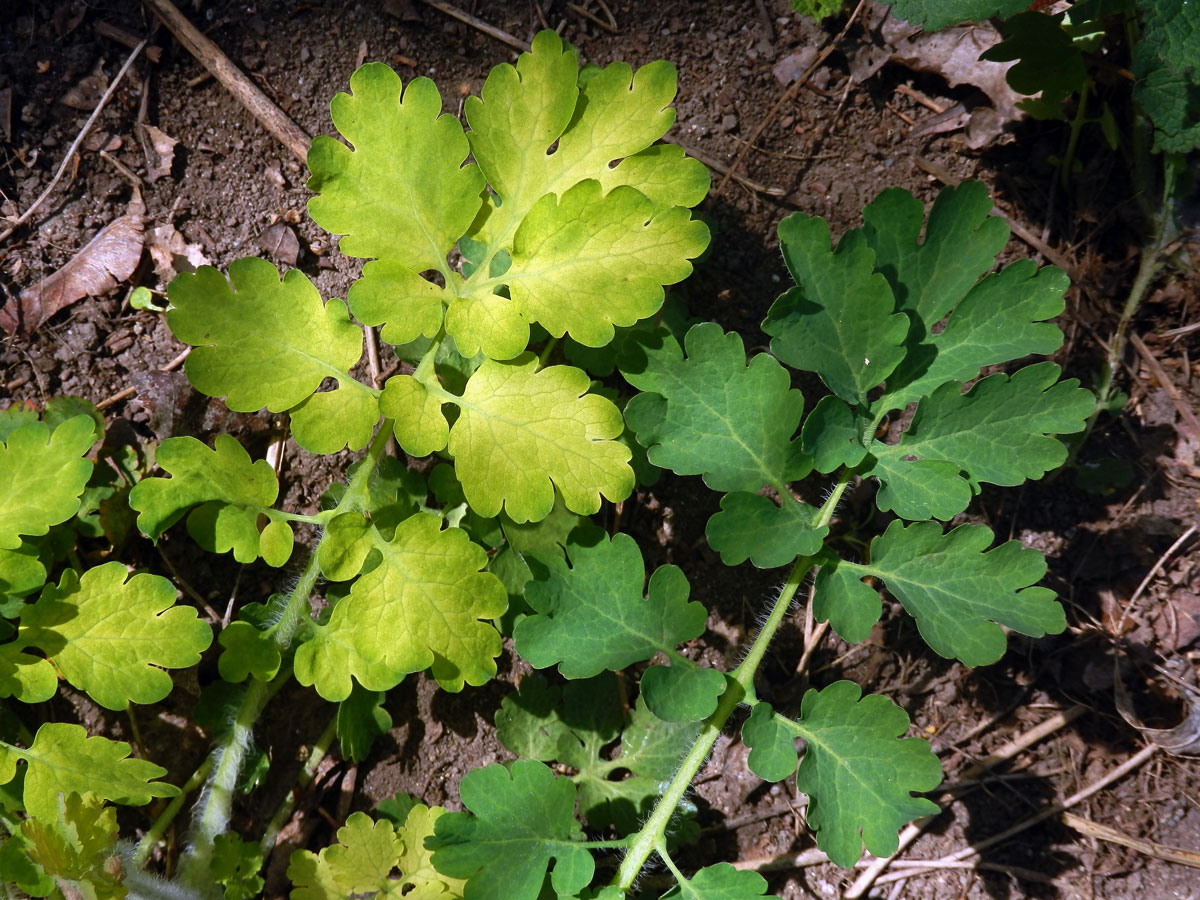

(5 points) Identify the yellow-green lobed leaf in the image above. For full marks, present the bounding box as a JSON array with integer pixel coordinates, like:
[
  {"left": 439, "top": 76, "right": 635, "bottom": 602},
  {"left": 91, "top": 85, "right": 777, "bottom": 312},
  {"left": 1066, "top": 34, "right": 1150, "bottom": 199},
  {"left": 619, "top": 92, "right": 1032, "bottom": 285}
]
[
  {"left": 0, "top": 416, "right": 96, "bottom": 550},
  {"left": 295, "top": 513, "right": 507, "bottom": 699},
  {"left": 446, "top": 355, "right": 633, "bottom": 522}
]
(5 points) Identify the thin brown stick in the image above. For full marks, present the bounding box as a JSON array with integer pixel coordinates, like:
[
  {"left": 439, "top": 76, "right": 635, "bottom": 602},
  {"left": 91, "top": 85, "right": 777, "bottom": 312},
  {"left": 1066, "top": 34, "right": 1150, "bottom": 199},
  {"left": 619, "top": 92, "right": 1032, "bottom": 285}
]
[
  {"left": 713, "top": 0, "right": 867, "bottom": 199},
  {"left": 676, "top": 144, "right": 790, "bottom": 199},
  {"left": 1129, "top": 332, "right": 1200, "bottom": 447},
  {"left": 416, "top": 0, "right": 530, "bottom": 52},
  {"left": 911, "top": 155, "right": 1078, "bottom": 278},
  {"left": 938, "top": 744, "right": 1159, "bottom": 865},
  {"left": 96, "top": 347, "right": 191, "bottom": 409},
  {"left": 1062, "top": 811, "right": 1200, "bottom": 868},
  {"left": 142, "top": 0, "right": 310, "bottom": 162},
  {"left": 844, "top": 705, "right": 1087, "bottom": 898},
  {"left": 567, "top": 1, "right": 617, "bottom": 33},
  {"left": 0, "top": 39, "right": 147, "bottom": 244},
  {"left": 1118, "top": 524, "right": 1197, "bottom": 633}
]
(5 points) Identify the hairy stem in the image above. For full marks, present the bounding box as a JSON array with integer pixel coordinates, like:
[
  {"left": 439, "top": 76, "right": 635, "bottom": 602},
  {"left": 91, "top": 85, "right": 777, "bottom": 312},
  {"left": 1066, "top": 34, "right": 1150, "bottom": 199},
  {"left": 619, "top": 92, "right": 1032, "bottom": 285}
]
[
  {"left": 178, "top": 421, "right": 395, "bottom": 892},
  {"left": 613, "top": 555, "right": 815, "bottom": 889},
  {"left": 132, "top": 758, "right": 213, "bottom": 868},
  {"left": 613, "top": 473, "right": 850, "bottom": 889}
]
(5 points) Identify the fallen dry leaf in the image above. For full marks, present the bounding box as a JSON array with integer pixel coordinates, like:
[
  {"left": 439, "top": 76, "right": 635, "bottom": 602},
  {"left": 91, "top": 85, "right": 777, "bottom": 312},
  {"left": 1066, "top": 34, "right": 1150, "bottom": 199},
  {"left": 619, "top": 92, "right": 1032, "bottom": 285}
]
[
  {"left": 257, "top": 222, "right": 300, "bottom": 267},
  {"left": 1, "top": 196, "right": 144, "bottom": 335},
  {"left": 59, "top": 72, "right": 108, "bottom": 110},
  {"left": 141, "top": 123, "right": 178, "bottom": 182},
  {"left": 1116, "top": 666, "right": 1200, "bottom": 758},
  {"left": 147, "top": 221, "right": 209, "bottom": 284}
]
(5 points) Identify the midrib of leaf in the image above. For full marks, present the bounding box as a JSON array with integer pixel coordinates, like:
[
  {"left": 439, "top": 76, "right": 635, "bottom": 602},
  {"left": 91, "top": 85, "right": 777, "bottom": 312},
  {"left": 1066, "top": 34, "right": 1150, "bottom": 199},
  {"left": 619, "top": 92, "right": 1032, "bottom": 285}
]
[
  {"left": 838, "top": 556, "right": 1012, "bottom": 620},
  {"left": 791, "top": 719, "right": 903, "bottom": 810},
  {"left": 421, "top": 376, "right": 609, "bottom": 468}
]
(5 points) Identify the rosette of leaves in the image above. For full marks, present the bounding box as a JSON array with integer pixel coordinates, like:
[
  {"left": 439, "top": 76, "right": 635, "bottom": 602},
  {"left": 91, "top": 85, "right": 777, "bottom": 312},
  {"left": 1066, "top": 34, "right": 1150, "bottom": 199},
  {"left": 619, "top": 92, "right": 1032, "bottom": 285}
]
[{"left": 163, "top": 29, "right": 710, "bottom": 525}]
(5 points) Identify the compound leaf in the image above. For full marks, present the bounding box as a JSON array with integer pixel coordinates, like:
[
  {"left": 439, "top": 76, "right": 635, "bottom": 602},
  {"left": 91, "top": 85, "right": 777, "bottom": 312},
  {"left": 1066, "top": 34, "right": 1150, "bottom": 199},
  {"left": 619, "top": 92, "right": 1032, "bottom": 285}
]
[
  {"left": 514, "top": 532, "right": 704, "bottom": 678},
  {"left": 428, "top": 760, "right": 593, "bottom": 900},
  {"left": 623, "top": 323, "right": 808, "bottom": 493},
  {"left": 167, "top": 260, "right": 377, "bottom": 451},
  {"left": 295, "top": 513, "right": 507, "bottom": 699},
  {"left": 742, "top": 702, "right": 800, "bottom": 784},
  {"left": 764, "top": 216, "right": 907, "bottom": 406},
  {"left": 885, "top": 0, "right": 1028, "bottom": 30},
  {"left": 446, "top": 355, "right": 633, "bottom": 522},
  {"left": 800, "top": 396, "right": 869, "bottom": 474},
  {"left": 493, "top": 181, "right": 707, "bottom": 350},
  {"left": 867, "top": 363, "right": 1093, "bottom": 519},
  {"left": 0, "top": 416, "right": 95, "bottom": 550},
  {"left": 793, "top": 682, "right": 941, "bottom": 866},
  {"left": 0, "top": 722, "right": 179, "bottom": 820},
  {"left": 307, "top": 64, "right": 484, "bottom": 269},
  {"left": 495, "top": 674, "right": 693, "bottom": 833},
  {"left": 659, "top": 863, "right": 773, "bottom": 900},
  {"left": 821, "top": 520, "right": 1066, "bottom": 666},
  {"left": 19, "top": 562, "right": 212, "bottom": 710},
  {"left": 640, "top": 663, "right": 726, "bottom": 723}
]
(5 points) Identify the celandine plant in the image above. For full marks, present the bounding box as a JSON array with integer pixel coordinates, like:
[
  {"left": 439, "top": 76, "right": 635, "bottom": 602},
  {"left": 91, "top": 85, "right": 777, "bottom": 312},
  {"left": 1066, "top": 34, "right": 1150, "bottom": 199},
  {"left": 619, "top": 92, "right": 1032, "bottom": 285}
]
[{"left": 0, "top": 29, "right": 1091, "bottom": 900}]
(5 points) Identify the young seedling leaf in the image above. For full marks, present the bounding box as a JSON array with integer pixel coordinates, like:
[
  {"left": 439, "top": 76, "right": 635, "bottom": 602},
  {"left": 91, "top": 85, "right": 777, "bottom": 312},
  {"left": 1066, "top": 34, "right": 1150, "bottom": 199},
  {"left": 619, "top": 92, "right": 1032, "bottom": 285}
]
[
  {"left": 705, "top": 492, "right": 827, "bottom": 569},
  {"left": 336, "top": 685, "right": 393, "bottom": 764},
  {"left": 624, "top": 323, "right": 809, "bottom": 493},
  {"left": 514, "top": 531, "right": 704, "bottom": 678},
  {"left": 445, "top": 354, "right": 633, "bottom": 522},
  {"left": 0, "top": 723, "right": 179, "bottom": 820},
  {"left": 793, "top": 682, "right": 941, "bottom": 866},
  {"left": 658, "top": 862, "right": 774, "bottom": 900},
  {"left": 288, "top": 811, "right": 402, "bottom": 900},
  {"left": 981, "top": 12, "right": 1087, "bottom": 118},
  {"left": 217, "top": 621, "right": 282, "bottom": 683},
  {"left": 18, "top": 562, "right": 212, "bottom": 710},
  {"left": 866, "top": 363, "right": 1093, "bottom": 519},
  {"left": 0, "top": 415, "right": 95, "bottom": 550},
  {"left": 295, "top": 512, "right": 507, "bottom": 699},
  {"left": 818, "top": 520, "right": 1066, "bottom": 666},
  {"left": 874, "top": 259, "right": 1069, "bottom": 413},
  {"left": 860, "top": 182, "right": 1008, "bottom": 330},
  {"left": 428, "top": 759, "right": 593, "bottom": 900},
  {"left": 212, "top": 834, "right": 265, "bottom": 900},
  {"left": 21, "top": 793, "right": 123, "bottom": 900},
  {"left": 885, "top": 0, "right": 1029, "bottom": 30},
  {"left": 167, "top": 260, "right": 377, "bottom": 453},
  {"left": 764, "top": 216, "right": 907, "bottom": 406}
]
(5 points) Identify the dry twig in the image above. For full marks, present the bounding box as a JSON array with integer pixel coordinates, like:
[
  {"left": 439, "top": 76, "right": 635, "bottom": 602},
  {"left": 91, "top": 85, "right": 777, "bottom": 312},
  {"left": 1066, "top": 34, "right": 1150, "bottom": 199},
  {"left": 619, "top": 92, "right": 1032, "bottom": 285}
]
[
  {"left": 416, "top": 0, "right": 530, "bottom": 52},
  {"left": 0, "top": 39, "right": 147, "bottom": 244},
  {"left": 142, "top": 0, "right": 310, "bottom": 162},
  {"left": 713, "top": 0, "right": 867, "bottom": 200}
]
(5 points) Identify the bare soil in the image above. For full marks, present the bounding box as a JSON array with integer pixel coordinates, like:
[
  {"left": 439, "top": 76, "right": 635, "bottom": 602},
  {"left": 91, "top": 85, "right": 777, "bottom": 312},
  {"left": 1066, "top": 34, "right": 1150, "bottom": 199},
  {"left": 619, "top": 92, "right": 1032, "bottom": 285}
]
[{"left": 2, "top": 1, "right": 1199, "bottom": 899}]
